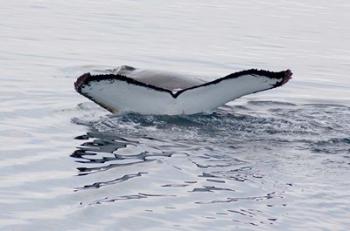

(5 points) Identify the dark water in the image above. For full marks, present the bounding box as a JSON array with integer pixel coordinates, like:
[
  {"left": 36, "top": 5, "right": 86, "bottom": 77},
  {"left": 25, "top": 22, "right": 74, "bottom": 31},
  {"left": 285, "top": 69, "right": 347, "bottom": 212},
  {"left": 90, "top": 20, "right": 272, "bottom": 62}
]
[{"left": 1, "top": 0, "right": 350, "bottom": 230}]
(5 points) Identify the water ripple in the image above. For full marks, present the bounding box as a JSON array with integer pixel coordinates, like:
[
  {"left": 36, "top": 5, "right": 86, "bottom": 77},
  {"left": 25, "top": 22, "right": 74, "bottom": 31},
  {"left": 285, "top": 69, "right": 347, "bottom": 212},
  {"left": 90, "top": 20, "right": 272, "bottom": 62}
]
[{"left": 69, "top": 101, "right": 350, "bottom": 231}]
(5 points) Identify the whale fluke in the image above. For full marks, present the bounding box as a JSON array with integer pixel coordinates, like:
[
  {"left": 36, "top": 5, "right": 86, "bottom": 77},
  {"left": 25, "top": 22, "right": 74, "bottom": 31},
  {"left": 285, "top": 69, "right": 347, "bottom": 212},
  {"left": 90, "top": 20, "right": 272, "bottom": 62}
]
[{"left": 75, "top": 65, "right": 292, "bottom": 115}]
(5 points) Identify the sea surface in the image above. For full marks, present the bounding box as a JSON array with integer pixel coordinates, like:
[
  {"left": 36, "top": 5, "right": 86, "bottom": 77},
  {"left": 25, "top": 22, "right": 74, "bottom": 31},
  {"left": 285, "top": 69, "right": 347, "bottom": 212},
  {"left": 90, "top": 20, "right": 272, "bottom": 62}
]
[{"left": 1, "top": 0, "right": 350, "bottom": 230}]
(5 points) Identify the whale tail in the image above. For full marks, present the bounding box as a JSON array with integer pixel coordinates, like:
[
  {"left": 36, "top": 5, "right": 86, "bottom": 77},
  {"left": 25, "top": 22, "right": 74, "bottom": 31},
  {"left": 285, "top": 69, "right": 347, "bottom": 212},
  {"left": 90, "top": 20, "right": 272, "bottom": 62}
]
[{"left": 75, "top": 68, "right": 292, "bottom": 115}]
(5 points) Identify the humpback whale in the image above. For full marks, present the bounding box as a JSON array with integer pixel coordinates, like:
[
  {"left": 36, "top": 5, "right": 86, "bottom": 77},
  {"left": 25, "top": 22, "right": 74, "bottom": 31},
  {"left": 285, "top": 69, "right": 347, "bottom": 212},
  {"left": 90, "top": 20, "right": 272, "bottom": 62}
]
[{"left": 75, "top": 65, "right": 292, "bottom": 115}]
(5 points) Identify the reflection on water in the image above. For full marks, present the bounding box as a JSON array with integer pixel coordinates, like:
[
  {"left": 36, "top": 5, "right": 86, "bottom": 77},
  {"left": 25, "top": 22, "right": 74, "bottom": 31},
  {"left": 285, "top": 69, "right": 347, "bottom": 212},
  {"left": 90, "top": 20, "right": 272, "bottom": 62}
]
[{"left": 68, "top": 101, "right": 350, "bottom": 228}]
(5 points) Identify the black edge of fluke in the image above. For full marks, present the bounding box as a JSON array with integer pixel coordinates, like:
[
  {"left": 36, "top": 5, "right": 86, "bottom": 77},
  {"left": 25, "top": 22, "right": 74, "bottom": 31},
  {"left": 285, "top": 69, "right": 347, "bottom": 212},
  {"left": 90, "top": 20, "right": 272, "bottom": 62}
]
[
  {"left": 175, "top": 69, "right": 293, "bottom": 95},
  {"left": 74, "top": 68, "right": 293, "bottom": 105},
  {"left": 74, "top": 72, "right": 173, "bottom": 95},
  {"left": 75, "top": 73, "right": 91, "bottom": 92},
  {"left": 273, "top": 69, "right": 293, "bottom": 88}
]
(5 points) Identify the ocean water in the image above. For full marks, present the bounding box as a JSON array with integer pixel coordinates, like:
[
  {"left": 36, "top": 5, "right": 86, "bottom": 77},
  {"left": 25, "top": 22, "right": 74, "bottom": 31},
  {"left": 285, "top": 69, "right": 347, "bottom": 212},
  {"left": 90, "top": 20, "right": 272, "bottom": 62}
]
[{"left": 1, "top": 0, "right": 350, "bottom": 230}]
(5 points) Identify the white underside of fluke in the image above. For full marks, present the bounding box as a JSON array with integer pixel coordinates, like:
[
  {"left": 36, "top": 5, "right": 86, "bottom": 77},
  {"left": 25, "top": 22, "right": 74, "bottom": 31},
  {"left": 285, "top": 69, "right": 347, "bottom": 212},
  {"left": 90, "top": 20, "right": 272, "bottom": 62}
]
[
  {"left": 76, "top": 66, "right": 291, "bottom": 115},
  {"left": 81, "top": 75, "right": 273, "bottom": 114}
]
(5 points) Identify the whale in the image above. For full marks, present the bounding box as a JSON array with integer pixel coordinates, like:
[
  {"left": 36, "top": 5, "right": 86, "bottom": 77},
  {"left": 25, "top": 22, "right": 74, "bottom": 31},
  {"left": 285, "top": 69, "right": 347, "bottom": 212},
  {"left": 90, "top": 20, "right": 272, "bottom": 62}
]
[{"left": 75, "top": 65, "right": 292, "bottom": 115}]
